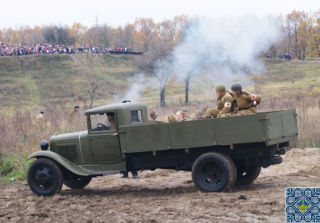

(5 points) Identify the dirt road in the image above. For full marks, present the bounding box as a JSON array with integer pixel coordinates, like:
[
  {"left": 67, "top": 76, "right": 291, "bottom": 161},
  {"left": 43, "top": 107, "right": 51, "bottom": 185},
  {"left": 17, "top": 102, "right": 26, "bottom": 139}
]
[{"left": 0, "top": 148, "right": 319, "bottom": 223}]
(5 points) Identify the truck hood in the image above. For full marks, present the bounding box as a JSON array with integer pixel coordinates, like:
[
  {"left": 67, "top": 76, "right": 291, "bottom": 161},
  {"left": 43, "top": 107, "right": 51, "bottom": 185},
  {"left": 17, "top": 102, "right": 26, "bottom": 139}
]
[{"left": 50, "top": 130, "right": 88, "bottom": 142}]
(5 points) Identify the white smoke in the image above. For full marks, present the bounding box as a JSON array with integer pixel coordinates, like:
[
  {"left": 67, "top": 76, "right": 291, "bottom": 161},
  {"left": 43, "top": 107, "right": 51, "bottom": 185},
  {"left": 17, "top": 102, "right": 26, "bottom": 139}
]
[
  {"left": 122, "top": 15, "right": 280, "bottom": 103},
  {"left": 119, "top": 73, "right": 157, "bottom": 102},
  {"left": 172, "top": 15, "right": 280, "bottom": 86}
]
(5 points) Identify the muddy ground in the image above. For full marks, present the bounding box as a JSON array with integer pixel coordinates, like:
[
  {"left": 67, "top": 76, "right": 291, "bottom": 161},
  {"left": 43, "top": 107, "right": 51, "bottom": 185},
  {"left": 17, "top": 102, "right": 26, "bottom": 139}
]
[{"left": 0, "top": 148, "right": 319, "bottom": 223}]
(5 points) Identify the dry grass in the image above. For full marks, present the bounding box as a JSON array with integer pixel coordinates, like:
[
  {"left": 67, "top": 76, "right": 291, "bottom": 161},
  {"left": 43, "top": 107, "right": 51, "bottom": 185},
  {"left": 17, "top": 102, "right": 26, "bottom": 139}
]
[
  {"left": 1, "top": 98, "right": 317, "bottom": 160},
  {"left": 0, "top": 107, "right": 86, "bottom": 158}
]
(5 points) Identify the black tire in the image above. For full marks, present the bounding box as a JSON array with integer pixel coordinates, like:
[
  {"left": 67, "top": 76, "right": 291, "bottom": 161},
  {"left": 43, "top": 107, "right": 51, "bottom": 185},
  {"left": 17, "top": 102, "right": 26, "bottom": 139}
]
[
  {"left": 27, "top": 158, "right": 63, "bottom": 196},
  {"left": 235, "top": 166, "right": 261, "bottom": 185},
  {"left": 225, "top": 155, "right": 237, "bottom": 187},
  {"left": 63, "top": 171, "right": 92, "bottom": 189},
  {"left": 192, "top": 152, "right": 236, "bottom": 192}
]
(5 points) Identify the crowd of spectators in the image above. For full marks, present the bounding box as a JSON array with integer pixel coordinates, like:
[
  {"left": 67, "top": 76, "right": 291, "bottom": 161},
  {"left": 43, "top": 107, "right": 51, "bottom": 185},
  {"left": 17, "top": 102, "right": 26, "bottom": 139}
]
[{"left": 0, "top": 43, "right": 138, "bottom": 56}]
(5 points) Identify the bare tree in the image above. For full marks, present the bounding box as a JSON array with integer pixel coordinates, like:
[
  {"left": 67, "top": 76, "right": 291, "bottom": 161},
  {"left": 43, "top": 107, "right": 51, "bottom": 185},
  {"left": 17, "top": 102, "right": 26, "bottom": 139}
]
[
  {"left": 71, "top": 54, "right": 104, "bottom": 108},
  {"left": 184, "top": 71, "right": 193, "bottom": 105},
  {"left": 135, "top": 51, "right": 173, "bottom": 107},
  {"left": 88, "top": 82, "right": 98, "bottom": 109}
]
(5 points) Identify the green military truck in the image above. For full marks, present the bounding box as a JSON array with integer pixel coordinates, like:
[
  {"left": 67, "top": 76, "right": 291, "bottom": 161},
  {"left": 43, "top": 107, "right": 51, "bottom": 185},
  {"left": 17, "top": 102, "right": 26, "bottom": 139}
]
[{"left": 27, "top": 101, "right": 298, "bottom": 196}]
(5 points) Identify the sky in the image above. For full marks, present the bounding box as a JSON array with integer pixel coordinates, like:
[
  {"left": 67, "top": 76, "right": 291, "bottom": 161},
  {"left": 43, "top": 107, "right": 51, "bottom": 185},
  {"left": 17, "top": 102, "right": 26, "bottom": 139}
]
[{"left": 1, "top": 0, "right": 319, "bottom": 29}]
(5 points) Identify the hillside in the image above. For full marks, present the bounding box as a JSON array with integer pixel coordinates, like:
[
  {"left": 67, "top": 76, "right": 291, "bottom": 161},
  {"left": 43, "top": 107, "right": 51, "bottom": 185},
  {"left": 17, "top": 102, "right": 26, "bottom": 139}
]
[
  {"left": 0, "top": 54, "right": 137, "bottom": 113},
  {"left": 0, "top": 55, "right": 320, "bottom": 114}
]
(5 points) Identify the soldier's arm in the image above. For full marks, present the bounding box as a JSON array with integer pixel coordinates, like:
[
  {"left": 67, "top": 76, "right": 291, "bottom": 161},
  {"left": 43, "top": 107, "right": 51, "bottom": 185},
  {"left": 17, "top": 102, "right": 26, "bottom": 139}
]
[
  {"left": 217, "top": 96, "right": 233, "bottom": 117},
  {"left": 251, "top": 94, "right": 261, "bottom": 105}
]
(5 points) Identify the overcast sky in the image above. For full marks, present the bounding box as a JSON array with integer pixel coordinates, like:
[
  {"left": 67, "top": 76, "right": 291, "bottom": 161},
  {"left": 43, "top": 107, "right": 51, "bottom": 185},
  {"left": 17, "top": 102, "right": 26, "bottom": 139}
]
[{"left": 1, "top": 0, "right": 319, "bottom": 29}]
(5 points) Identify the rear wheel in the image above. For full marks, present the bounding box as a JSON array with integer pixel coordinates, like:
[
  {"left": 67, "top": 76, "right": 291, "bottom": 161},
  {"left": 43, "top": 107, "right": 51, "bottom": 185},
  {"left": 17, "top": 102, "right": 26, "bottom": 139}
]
[
  {"left": 235, "top": 167, "right": 261, "bottom": 185},
  {"left": 192, "top": 152, "right": 236, "bottom": 192},
  {"left": 27, "top": 158, "right": 63, "bottom": 196},
  {"left": 63, "top": 171, "right": 92, "bottom": 189}
]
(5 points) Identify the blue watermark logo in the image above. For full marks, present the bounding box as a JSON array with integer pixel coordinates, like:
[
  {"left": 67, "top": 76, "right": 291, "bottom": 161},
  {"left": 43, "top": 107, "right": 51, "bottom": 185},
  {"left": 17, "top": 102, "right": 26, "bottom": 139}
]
[{"left": 286, "top": 188, "right": 320, "bottom": 222}]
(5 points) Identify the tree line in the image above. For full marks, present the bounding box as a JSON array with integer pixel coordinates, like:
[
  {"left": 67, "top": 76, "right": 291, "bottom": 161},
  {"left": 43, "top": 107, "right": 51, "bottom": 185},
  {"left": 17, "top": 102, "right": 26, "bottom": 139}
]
[{"left": 1, "top": 11, "right": 319, "bottom": 59}]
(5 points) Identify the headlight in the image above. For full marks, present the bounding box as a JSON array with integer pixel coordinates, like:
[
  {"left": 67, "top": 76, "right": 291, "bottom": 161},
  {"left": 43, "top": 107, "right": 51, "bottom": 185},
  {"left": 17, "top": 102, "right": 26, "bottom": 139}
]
[{"left": 40, "top": 140, "right": 49, "bottom": 150}]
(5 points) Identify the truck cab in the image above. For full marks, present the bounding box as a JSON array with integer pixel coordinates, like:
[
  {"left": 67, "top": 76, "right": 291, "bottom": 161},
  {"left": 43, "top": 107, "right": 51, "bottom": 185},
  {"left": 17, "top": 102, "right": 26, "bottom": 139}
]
[{"left": 82, "top": 101, "right": 148, "bottom": 164}]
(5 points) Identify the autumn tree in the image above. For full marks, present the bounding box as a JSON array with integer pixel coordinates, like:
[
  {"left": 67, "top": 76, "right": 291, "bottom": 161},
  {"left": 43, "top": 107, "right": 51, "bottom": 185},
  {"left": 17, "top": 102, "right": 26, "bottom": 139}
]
[
  {"left": 2, "top": 28, "right": 18, "bottom": 43},
  {"left": 68, "top": 23, "right": 87, "bottom": 47},
  {"left": 307, "top": 11, "right": 320, "bottom": 57},
  {"left": 286, "top": 10, "right": 308, "bottom": 59}
]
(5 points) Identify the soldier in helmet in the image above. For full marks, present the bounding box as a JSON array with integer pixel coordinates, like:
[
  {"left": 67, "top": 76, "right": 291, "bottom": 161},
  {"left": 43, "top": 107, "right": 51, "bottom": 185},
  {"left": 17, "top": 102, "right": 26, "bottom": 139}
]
[
  {"left": 231, "top": 82, "right": 261, "bottom": 116},
  {"left": 206, "top": 84, "right": 236, "bottom": 118}
]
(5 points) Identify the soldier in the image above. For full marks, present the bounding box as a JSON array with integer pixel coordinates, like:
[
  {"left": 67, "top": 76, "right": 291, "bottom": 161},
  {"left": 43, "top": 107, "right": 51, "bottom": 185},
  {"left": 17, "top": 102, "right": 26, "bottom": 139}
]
[
  {"left": 106, "top": 112, "right": 116, "bottom": 130},
  {"left": 70, "top": 105, "right": 80, "bottom": 115},
  {"left": 149, "top": 111, "right": 158, "bottom": 121},
  {"left": 36, "top": 111, "right": 44, "bottom": 121},
  {"left": 167, "top": 109, "right": 189, "bottom": 122},
  {"left": 67, "top": 105, "right": 80, "bottom": 123},
  {"left": 206, "top": 84, "right": 236, "bottom": 118},
  {"left": 175, "top": 111, "right": 185, "bottom": 121},
  {"left": 231, "top": 82, "right": 261, "bottom": 116},
  {"left": 176, "top": 110, "right": 190, "bottom": 121}
]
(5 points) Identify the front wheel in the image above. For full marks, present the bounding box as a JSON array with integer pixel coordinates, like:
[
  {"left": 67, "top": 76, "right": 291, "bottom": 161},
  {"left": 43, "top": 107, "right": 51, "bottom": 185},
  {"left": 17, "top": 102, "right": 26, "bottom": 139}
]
[
  {"left": 27, "top": 158, "right": 63, "bottom": 196},
  {"left": 192, "top": 152, "right": 236, "bottom": 192},
  {"left": 235, "top": 166, "right": 261, "bottom": 185},
  {"left": 63, "top": 171, "right": 92, "bottom": 189}
]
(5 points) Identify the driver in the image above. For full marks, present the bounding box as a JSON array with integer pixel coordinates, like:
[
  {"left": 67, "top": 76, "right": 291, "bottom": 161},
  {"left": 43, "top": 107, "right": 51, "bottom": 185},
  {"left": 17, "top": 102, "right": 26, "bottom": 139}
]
[{"left": 106, "top": 113, "right": 116, "bottom": 130}]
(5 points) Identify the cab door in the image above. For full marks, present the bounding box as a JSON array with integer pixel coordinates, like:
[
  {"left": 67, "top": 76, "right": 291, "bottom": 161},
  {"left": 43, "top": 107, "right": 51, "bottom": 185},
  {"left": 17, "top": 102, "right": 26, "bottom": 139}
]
[{"left": 84, "top": 112, "right": 123, "bottom": 164}]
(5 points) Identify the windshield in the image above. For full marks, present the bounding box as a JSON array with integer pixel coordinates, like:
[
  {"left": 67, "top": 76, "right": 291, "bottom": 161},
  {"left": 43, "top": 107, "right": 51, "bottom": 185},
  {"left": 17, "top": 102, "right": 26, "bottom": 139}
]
[{"left": 90, "top": 112, "right": 116, "bottom": 131}]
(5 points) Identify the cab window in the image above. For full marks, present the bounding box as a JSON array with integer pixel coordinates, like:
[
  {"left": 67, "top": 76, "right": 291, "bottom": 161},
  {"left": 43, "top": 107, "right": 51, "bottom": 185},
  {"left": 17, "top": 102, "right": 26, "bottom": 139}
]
[
  {"left": 90, "top": 112, "right": 116, "bottom": 131},
  {"left": 131, "top": 110, "right": 142, "bottom": 123}
]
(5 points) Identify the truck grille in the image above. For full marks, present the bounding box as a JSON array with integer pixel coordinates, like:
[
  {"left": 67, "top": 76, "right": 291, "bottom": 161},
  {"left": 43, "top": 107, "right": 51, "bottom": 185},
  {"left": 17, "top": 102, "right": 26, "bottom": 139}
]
[{"left": 56, "top": 145, "right": 77, "bottom": 162}]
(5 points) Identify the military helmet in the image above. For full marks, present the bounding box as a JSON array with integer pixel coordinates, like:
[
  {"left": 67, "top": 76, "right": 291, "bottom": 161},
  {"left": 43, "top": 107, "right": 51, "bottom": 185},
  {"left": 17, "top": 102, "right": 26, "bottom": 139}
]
[
  {"left": 231, "top": 82, "right": 242, "bottom": 91},
  {"left": 215, "top": 84, "right": 226, "bottom": 92}
]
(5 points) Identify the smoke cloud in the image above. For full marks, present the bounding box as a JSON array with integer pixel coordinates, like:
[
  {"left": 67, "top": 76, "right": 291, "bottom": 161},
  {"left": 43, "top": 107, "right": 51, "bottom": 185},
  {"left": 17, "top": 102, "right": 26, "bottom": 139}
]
[
  {"left": 123, "top": 15, "right": 280, "bottom": 102},
  {"left": 114, "top": 73, "right": 157, "bottom": 102},
  {"left": 171, "top": 15, "right": 280, "bottom": 86}
]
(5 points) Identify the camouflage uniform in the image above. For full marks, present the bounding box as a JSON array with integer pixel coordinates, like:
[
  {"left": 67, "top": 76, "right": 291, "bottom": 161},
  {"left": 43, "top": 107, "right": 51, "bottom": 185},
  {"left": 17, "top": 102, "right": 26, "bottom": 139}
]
[{"left": 206, "top": 85, "right": 236, "bottom": 118}]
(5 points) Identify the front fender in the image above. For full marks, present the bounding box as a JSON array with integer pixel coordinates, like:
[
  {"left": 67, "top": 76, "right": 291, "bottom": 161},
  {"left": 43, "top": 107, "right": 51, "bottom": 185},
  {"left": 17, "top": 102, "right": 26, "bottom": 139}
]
[{"left": 28, "top": 151, "right": 89, "bottom": 176}]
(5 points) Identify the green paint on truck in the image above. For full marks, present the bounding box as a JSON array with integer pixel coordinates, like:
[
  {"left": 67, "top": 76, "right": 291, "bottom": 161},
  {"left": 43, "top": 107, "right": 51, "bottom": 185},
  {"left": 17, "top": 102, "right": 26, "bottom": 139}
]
[{"left": 27, "top": 101, "right": 298, "bottom": 196}]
